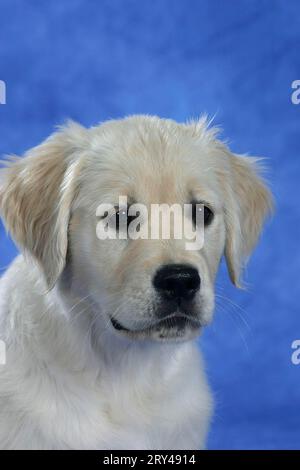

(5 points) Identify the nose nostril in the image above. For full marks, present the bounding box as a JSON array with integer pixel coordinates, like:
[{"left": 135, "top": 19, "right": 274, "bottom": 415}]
[{"left": 153, "top": 264, "right": 200, "bottom": 301}]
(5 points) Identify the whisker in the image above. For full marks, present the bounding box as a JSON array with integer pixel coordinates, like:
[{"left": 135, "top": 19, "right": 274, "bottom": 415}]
[{"left": 215, "top": 300, "right": 250, "bottom": 356}]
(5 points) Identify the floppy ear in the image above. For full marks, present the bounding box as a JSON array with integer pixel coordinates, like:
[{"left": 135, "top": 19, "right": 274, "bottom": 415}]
[
  {"left": 222, "top": 151, "right": 273, "bottom": 287},
  {"left": 0, "top": 122, "right": 86, "bottom": 288}
]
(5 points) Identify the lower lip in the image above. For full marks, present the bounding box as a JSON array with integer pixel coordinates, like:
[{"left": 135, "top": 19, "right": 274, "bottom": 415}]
[{"left": 110, "top": 316, "right": 201, "bottom": 339}]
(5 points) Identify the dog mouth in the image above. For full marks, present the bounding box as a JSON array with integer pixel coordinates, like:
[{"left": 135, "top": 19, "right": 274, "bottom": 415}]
[{"left": 110, "top": 313, "right": 202, "bottom": 341}]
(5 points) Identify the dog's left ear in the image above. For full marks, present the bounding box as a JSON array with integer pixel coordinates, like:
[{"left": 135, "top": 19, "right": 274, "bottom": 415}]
[
  {"left": 221, "top": 150, "right": 273, "bottom": 287},
  {"left": 0, "top": 122, "right": 86, "bottom": 288}
]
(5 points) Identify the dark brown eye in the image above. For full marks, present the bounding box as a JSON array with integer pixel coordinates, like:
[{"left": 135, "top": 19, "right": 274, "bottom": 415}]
[
  {"left": 115, "top": 209, "right": 138, "bottom": 232},
  {"left": 203, "top": 205, "right": 214, "bottom": 225},
  {"left": 192, "top": 202, "right": 214, "bottom": 227}
]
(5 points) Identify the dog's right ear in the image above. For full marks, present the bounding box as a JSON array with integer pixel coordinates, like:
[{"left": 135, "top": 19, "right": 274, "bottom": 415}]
[{"left": 0, "top": 122, "right": 87, "bottom": 288}]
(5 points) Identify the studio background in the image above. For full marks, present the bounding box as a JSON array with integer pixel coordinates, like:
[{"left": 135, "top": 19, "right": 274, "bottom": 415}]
[{"left": 0, "top": 0, "right": 299, "bottom": 449}]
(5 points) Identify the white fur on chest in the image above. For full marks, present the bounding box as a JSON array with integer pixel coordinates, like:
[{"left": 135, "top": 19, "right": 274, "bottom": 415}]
[
  {"left": 0, "top": 258, "right": 212, "bottom": 450},
  {"left": 45, "top": 351, "right": 208, "bottom": 449}
]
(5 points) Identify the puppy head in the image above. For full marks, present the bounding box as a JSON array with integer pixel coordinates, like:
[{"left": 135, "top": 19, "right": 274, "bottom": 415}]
[{"left": 0, "top": 116, "right": 273, "bottom": 342}]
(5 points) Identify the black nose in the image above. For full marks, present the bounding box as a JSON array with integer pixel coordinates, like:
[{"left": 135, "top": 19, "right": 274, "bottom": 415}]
[{"left": 153, "top": 264, "right": 200, "bottom": 302}]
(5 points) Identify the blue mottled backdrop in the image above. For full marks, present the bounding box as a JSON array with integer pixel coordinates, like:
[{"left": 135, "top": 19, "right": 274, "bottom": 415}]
[{"left": 0, "top": 0, "right": 299, "bottom": 449}]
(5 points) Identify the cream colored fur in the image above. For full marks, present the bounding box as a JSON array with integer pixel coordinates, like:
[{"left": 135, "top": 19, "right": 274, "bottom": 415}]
[{"left": 0, "top": 115, "right": 272, "bottom": 449}]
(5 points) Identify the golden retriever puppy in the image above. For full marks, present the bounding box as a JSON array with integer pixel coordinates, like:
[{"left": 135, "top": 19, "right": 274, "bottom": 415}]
[{"left": 0, "top": 115, "right": 272, "bottom": 449}]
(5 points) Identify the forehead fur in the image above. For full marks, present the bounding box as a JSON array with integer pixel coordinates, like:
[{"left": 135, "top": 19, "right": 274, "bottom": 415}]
[
  {"left": 76, "top": 115, "right": 226, "bottom": 211},
  {"left": 87, "top": 114, "right": 220, "bottom": 160}
]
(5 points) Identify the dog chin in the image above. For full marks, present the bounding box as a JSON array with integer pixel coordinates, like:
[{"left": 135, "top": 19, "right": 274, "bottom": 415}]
[{"left": 110, "top": 315, "right": 202, "bottom": 342}]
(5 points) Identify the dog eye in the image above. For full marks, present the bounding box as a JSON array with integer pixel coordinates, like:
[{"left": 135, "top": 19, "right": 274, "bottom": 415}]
[
  {"left": 115, "top": 209, "right": 138, "bottom": 232},
  {"left": 203, "top": 206, "right": 214, "bottom": 226},
  {"left": 192, "top": 202, "right": 214, "bottom": 227}
]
